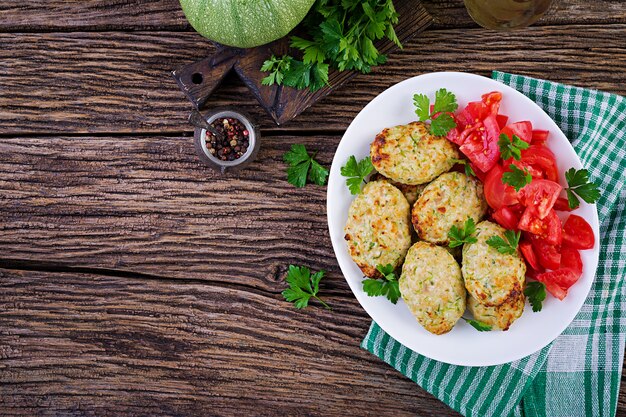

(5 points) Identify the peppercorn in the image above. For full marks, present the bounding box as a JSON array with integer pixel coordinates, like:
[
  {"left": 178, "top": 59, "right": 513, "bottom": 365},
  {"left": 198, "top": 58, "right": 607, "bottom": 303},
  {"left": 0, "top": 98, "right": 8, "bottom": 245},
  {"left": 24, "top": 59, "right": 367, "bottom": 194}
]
[{"left": 206, "top": 117, "right": 250, "bottom": 161}]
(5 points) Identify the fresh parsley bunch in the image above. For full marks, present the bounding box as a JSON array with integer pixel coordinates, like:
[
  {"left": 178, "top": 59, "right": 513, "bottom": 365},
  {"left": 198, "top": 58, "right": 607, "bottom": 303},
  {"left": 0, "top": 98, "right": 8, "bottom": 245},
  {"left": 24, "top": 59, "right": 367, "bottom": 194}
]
[
  {"left": 486, "top": 230, "right": 521, "bottom": 255},
  {"left": 341, "top": 155, "right": 374, "bottom": 195},
  {"left": 261, "top": 0, "right": 401, "bottom": 92}
]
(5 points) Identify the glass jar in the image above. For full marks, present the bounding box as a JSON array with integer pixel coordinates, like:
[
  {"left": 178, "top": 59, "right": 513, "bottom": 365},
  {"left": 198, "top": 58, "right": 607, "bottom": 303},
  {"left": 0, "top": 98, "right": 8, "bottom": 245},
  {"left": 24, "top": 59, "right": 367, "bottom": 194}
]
[{"left": 463, "top": 0, "right": 553, "bottom": 30}]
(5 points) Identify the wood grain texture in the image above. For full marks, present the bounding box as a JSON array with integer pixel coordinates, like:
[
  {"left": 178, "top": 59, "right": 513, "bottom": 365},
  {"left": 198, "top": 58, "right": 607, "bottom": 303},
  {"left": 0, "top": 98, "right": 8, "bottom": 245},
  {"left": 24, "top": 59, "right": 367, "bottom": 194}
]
[
  {"left": 0, "top": 267, "right": 463, "bottom": 417},
  {"left": 1, "top": 25, "right": 625, "bottom": 135},
  {"left": 0, "top": 134, "right": 339, "bottom": 293},
  {"left": 0, "top": 0, "right": 623, "bottom": 31}
]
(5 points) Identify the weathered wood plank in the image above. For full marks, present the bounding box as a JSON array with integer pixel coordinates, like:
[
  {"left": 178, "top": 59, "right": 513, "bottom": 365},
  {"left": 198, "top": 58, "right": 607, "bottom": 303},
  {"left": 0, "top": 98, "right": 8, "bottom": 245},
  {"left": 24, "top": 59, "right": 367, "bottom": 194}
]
[
  {"left": 0, "top": 268, "right": 462, "bottom": 417},
  {"left": 0, "top": 134, "right": 339, "bottom": 293},
  {"left": 0, "top": 0, "right": 623, "bottom": 31},
  {"left": 0, "top": 26, "right": 624, "bottom": 135}
]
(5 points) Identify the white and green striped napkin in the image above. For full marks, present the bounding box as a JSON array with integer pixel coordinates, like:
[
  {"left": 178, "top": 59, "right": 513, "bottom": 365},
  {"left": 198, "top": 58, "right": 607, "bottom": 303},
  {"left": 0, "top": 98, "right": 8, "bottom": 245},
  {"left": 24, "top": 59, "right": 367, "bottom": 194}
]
[{"left": 361, "top": 72, "right": 626, "bottom": 417}]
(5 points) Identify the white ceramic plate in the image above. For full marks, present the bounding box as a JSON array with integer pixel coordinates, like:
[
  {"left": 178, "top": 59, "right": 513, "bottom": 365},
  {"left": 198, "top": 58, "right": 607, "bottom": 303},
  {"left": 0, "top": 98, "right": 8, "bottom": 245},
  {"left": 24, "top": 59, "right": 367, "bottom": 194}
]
[{"left": 327, "top": 72, "right": 599, "bottom": 366}]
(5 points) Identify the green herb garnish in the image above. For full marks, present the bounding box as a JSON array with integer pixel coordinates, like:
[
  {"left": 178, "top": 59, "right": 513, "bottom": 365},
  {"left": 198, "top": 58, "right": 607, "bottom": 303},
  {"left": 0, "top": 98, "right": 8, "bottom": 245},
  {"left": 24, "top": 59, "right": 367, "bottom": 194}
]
[
  {"left": 413, "top": 88, "right": 458, "bottom": 136},
  {"left": 283, "top": 144, "right": 329, "bottom": 188},
  {"left": 486, "top": 230, "right": 521, "bottom": 255},
  {"left": 462, "top": 317, "right": 492, "bottom": 332},
  {"left": 451, "top": 158, "right": 476, "bottom": 177},
  {"left": 564, "top": 168, "right": 601, "bottom": 209},
  {"left": 282, "top": 265, "right": 330, "bottom": 310},
  {"left": 260, "top": 0, "right": 401, "bottom": 92},
  {"left": 341, "top": 155, "right": 374, "bottom": 195},
  {"left": 448, "top": 217, "right": 478, "bottom": 248},
  {"left": 524, "top": 281, "right": 547, "bottom": 312},
  {"left": 498, "top": 133, "right": 529, "bottom": 161},
  {"left": 362, "top": 264, "right": 401, "bottom": 304},
  {"left": 502, "top": 164, "right": 532, "bottom": 191}
]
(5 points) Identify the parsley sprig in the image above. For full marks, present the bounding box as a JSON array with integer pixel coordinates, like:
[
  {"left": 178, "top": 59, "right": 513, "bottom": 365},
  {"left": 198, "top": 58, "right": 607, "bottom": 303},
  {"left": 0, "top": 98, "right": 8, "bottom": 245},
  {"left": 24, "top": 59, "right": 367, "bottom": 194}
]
[
  {"left": 498, "top": 133, "right": 529, "bottom": 161},
  {"left": 413, "top": 88, "right": 458, "bottom": 136},
  {"left": 486, "top": 230, "right": 521, "bottom": 255},
  {"left": 502, "top": 164, "right": 532, "bottom": 191},
  {"left": 261, "top": 0, "right": 401, "bottom": 92},
  {"left": 451, "top": 158, "right": 476, "bottom": 177},
  {"left": 448, "top": 217, "right": 478, "bottom": 248},
  {"left": 524, "top": 281, "right": 546, "bottom": 312},
  {"left": 282, "top": 265, "right": 331, "bottom": 310},
  {"left": 564, "top": 168, "right": 600, "bottom": 209},
  {"left": 362, "top": 264, "right": 401, "bottom": 304},
  {"left": 462, "top": 317, "right": 492, "bottom": 332},
  {"left": 341, "top": 155, "right": 374, "bottom": 195},
  {"left": 283, "top": 144, "right": 329, "bottom": 188}
]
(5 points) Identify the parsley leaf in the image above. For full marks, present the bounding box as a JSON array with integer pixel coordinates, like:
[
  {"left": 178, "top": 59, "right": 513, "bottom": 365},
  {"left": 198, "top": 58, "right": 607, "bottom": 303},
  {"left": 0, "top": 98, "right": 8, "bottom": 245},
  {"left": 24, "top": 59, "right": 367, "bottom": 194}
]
[
  {"left": 362, "top": 264, "right": 401, "bottom": 304},
  {"left": 282, "top": 265, "right": 331, "bottom": 310},
  {"left": 341, "top": 155, "right": 374, "bottom": 195},
  {"left": 413, "top": 88, "right": 458, "bottom": 136},
  {"left": 448, "top": 217, "right": 478, "bottom": 248},
  {"left": 261, "top": 55, "right": 292, "bottom": 86},
  {"left": 502, "top": 164, "right": 532, "bottom": 191},
  {"left": 283, "top": 144, "right": 329, "bottom": 188},
  {"left": 433, "top": 88, "right": 459, "bottom": 114},
  {"left": 486, "top": 230, "right": 521, "bottom": 255},
  {"left": 498, "top": 133, "right": 529, "bottom": 161},
  {"left": 564, "top": 168, "right": 601, "bottom": 209},
  {"left": 462, "top": 317, "right": 492, "bottom": 332},
  {"left": 259, "top": 0, "right": 401, "bottom": 92},
  {"left": 524, "top": 281, "right": 547, "bottom": 312},
  {"left": 451, "top": 158, "right": 476, "bottom": 177}
]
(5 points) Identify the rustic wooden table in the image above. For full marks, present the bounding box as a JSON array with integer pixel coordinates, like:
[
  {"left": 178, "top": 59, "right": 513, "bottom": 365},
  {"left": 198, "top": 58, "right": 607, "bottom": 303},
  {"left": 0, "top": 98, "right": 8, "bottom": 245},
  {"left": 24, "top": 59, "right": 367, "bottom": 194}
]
[{"left": 1, "top": 1, "right": 625, "bottom": 416}]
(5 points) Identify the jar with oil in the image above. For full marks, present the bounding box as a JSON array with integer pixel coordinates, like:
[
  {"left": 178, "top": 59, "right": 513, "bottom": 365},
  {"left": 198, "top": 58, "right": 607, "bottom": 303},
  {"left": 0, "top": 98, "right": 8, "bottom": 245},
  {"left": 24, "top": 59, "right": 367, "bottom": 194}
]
[{"left": 463, "top": 0, "right": 553, "bottom": 30}]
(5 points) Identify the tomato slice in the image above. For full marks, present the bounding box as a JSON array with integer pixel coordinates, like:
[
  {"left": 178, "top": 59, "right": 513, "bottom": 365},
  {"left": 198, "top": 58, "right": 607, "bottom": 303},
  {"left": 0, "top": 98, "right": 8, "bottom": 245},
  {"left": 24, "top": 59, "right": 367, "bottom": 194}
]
[
  {"left": 492, "top": 206, "right": 521, "bottom": 230},
  {"left": 536, "top": 273, "right": 568, "bottom": 300},
  {"left": 470, "top": 162, "right": 487, "bottom": 182},
  {"left": 496, "top": 114, "right": 509, "bottom": 130},
  {"left": 532, "top": 129, "right": 549, "bottom": 144},
  {"left": 481, "top": 91, "right": 502, "bottom": 114},
  {"left": 537, "top": 268, "right": 579, "bottom": 293},
  {"left": 562, "top": 214, "right": 595, "bottom": 250},
  {"left": 529, "top": 233, "right": 561, "bottom": 270},
  {"left": 483, "top": 164, "right": 519, "bottom": 210},
  {"left": 513, "top": 145, "right": 559, "bottom": 182},
  {"left": 560, "top": 247, "right": 583, "bottom": 277},
  {"left": 501, "top": 121, "right": 533, "bottom": 144},
  {"left": 520, "top": 240, "right": 542, "bottom": 271},
  {"left": 518, "top": 179, "right": 562, "bottom": 219},
  {"left": 459, "top": 114, "right": 501, "bottom": 172},
  {"left": 519, "top": 208, "right": 562, "bottom": 245},
  {"left": 553, "top": 197, "right": 573, "bottom": 212}
]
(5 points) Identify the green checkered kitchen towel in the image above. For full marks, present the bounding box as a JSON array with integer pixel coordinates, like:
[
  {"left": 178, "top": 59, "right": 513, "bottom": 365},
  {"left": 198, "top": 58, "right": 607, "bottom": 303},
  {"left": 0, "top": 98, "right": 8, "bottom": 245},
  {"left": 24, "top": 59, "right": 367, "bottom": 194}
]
[{"left": 361, "top": 72, "right": 626, "bottom": 417}]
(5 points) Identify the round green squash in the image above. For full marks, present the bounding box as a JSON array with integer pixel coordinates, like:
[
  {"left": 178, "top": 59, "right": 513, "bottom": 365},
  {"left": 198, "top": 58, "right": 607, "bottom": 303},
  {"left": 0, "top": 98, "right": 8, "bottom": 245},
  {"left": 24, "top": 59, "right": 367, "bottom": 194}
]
[{"left": 180, "top": 0, "right": 315, "bottom": 49}]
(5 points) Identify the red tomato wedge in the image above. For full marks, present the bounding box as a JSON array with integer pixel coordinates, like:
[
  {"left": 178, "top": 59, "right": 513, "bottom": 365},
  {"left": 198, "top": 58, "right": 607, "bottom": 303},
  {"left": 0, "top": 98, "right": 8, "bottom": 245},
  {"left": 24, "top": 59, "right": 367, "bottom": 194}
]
[
  {"left": 536, "top": 273, "right": 569, "bottom": 300},
  {"left": 496, "top": 114, "right": 509, "bottom": 129},
  {"left": 492, "top": 206, "right": 522, "bottom": 230},
  {"left": 519, "top": 208, "right": 562, "bottom": 245},
  {"left": 501, "top": 121, "right": 533, "bottom": 144},
  {"left": 511, "top": 145, "right": 559, "bottom": 182},
  {"left": 560, "top": 247, "right": 583, "bottom": 277},
  {"left": 481, "top": 91, "right": 502, "bottom": 114},
  {"left": 553, "top": 197, "right": 573, "bottom": 212},
  {"left": 529, "top": 234, "right": 561, "bottom": 270},
  {"left": 532, "top": 129, "right": 549, "bottom": 144},
  {"left": 562, "top": 214, "right": 595, "bottom": 250},
  {"left": 459, "top": 114, "right": 501, "bottom": 172},
  {"left": 518, "top": 179, "right": 562, "bottom": 219},
  {"left": 483, "top": 164, "right": 519, "bottom": 209},
  {"left": 520, "top": 240, "right": 542, "bottom": 271}
]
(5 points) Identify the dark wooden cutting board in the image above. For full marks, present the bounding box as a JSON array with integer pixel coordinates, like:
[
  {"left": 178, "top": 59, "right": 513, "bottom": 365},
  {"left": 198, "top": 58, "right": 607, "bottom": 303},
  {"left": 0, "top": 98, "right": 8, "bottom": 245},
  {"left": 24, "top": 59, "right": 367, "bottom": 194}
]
[{"left": 172, "top": 1, "right": 432, "bottom": 125}]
